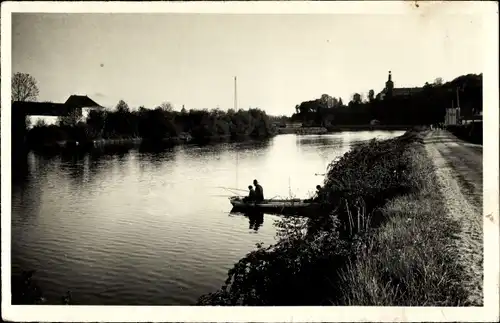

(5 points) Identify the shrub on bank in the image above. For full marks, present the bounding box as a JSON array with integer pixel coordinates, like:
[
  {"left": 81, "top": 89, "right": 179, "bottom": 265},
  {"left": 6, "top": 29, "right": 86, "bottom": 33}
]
[
  {"left": 336, "top": 144, "right": 469, "bottom": 306},
  {"left": 25, "top": 124, "right": 68, "bottom": 147},
  {"left": 197, "top": 131, "right": 429, "bottom": 305},
  {"left": 311, "top": 131, "right": 424, "bottom": 235}
]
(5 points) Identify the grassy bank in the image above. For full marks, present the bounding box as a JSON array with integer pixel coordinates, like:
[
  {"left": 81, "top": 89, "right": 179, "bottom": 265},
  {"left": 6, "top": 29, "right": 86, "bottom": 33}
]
[
  {"left": 198, "top": 129, "right": 468, "bottom": 305},
  {"left": 336, "top": 142, "right": 468, "bottom": 305}
]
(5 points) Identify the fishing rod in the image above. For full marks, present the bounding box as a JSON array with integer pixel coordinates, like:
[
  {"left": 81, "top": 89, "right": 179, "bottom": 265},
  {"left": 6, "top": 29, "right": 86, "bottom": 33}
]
[
  {"left": 216, "top": 186, "right": 248, "bottom": 192},
  {"left": 210, "top": 194, "right": 239, "bottom": 198},
  {"left": 216, "top": 186, "right": 246, "bottom": 196}
]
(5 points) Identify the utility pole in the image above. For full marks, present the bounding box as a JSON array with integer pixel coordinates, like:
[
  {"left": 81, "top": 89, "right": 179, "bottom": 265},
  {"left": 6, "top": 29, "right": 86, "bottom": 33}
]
[
  {"left": 234, "top": 76, "right": 238, "bottom": 189},
  {"left": 234, "top": 76, "right": 238, "bottom": 111}
]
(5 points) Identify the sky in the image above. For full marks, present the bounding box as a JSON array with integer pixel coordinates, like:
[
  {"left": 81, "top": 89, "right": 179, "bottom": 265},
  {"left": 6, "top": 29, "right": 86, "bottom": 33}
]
[{"left": 12, "top": 12, "right": 483, "bottom": 116}]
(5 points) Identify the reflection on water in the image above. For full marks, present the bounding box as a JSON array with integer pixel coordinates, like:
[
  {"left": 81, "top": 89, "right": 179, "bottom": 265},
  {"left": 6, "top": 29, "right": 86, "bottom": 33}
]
[
  {"left": 229, "top": 210, "right": 266, "bottom": 232},
  {"left": 248, "top": 211, "right": 265, "bottom": 232},
  {"left": 11, "top": 131, "right": 403, "bottom": 305}
]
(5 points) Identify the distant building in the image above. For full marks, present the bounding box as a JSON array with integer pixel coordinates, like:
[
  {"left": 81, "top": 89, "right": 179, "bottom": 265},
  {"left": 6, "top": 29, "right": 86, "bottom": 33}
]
[
  {"left": 444, "top": 107, "right": 460, "bottom": 126},
  {"left": 64, "top": 95, "right": 104, "bottom": 121},
  {"left": 15, "top": 95, "right": 104, "bottom": 127},
  {"left": 377, "top": 71, "right": 424, "bottom": 100}
]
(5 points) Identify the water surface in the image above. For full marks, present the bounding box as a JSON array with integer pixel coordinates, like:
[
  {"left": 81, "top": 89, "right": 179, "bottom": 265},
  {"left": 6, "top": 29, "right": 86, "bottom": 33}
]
[{"left": 12, "top": 131, "right": 404, "bottom": 305}]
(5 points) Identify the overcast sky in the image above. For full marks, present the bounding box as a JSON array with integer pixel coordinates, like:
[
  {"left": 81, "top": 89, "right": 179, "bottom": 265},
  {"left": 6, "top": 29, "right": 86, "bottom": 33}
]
[{"left": 12, "top": 12, "right": 483, "bottom": 116}]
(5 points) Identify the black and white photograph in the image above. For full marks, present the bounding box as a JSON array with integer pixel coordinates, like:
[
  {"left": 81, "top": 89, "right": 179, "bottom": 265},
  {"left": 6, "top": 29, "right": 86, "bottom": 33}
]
[{"left": 1, "top": 1, "right": 499, "bottom": 322}]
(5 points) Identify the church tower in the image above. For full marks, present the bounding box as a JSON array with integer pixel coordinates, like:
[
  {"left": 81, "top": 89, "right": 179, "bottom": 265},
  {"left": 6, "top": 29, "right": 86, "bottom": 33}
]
[{"left": 385, "top": 71, "right": 394, "bottom": 97}]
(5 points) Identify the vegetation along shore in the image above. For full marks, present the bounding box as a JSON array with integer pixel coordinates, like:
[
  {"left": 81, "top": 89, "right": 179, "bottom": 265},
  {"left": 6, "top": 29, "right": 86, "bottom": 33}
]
[
  {"left": 197, "top": 128, "right": 480, "bottom": 306},
  {"left": 22, "top": 101, "right": 276, "bottom": 152}
]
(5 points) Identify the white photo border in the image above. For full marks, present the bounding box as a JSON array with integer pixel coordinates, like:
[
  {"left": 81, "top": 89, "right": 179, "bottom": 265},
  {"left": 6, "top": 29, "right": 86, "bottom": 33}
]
[{"left": 2, "top": 1, "right": 499, "bottom": 322}]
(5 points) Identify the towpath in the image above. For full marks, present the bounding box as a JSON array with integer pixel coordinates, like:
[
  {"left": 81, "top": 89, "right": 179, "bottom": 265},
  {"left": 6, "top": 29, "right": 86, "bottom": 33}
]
[{"left": 423, "top": 129, "right": 483, "bottom": 306}]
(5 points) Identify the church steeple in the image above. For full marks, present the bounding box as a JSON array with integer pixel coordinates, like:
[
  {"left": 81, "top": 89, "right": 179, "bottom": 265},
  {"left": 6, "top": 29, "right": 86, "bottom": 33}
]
[{"left": 385, "top": 70, "right": 394, "bottom": 96}]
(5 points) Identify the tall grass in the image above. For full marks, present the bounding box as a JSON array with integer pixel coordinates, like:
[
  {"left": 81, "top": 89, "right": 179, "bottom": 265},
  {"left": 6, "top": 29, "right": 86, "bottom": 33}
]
[
  {"left": 198, "top": 130, "right": 467, "bottom": 306},
  {"left": 336, "top": 145, "right": 469, "bottom": 305}
]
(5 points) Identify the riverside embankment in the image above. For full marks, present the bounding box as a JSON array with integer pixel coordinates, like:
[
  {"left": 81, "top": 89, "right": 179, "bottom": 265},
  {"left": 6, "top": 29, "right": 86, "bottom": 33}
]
[
  {"left": 423, "top": 129, "right": 483, "bottom": 305},
  {"left": 198, "top": 128, "right": 481, "bottom": 306}
]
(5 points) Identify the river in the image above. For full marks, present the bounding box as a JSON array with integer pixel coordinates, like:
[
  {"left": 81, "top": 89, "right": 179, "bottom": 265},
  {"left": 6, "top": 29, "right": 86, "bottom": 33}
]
[{"left": 11, "top": 131, "right": 404, "bottom": 305}]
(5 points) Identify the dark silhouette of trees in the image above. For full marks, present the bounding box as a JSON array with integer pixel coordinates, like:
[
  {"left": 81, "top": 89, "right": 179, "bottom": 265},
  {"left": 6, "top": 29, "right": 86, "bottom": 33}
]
[
  {"left": 12, "top": 72, "right": 40, "bottom": 102},
  {"left": 159, "top": 102, "right": 174, "bottom": 112},
  {"left": 115, "top": 100, "right": 130, "bottom": 113},
  {"left": 57, "top": 109, "right": 81, "bottom": 127},
  {"left": 25, "top": 99, "right": 276, "bottom": 147},
  {"left": 368, "top": 89, "right": 375, "bottom": 102},
  {"left": 352, "top": 93, "right": 362, "bottom": 104},
  {"left": 289, "top": 73, "right": 482, "bottom": 127}
]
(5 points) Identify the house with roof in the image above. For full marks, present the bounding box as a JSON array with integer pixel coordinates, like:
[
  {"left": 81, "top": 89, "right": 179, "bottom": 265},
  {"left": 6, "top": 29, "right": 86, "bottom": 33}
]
[
  {"left": 14, "top": 95, "right": 104, "bottom": 127},
  {"left": 64, "top": 94, "right": 105, "bottom": 122},
  {"left": 376, "top": 71, "right": 424, "bottom": 100}
]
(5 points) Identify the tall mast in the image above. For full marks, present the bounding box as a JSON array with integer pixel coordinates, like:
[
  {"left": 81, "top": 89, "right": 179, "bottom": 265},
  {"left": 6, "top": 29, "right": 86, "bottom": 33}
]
[
  {"left": 235, "top": 76, "right": 239, "bottom": 188},
  {"left": 234, "top": 76, "right": 238, "bottom": 111}
]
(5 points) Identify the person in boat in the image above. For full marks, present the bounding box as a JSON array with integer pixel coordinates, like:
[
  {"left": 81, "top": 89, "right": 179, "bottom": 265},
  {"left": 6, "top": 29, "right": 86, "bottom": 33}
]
[
  {"left": 313, "top": 185, "right": 322, "bottom": 201},
  {"left": 253, "top": 179, "right": 264, "bottom": 202},
  {"left": 305, "top": 185, "right": 322, "bottom": 203},
  {"left": 243, "top": 185, "right": 256, "bottom": 203}
]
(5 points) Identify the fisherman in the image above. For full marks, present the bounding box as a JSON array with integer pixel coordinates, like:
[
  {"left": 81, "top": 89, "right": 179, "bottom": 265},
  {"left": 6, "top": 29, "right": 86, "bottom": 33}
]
[
  {"left": 313, "top": 185, "right": 322, "bottom": 201},
  {"left": 253, "top": 179, "right": 264, "bottom": 202},
  {"left": 305, "top": 185, "right": 322, "bottom": 203},
  {"left": 243, "top": 185, "right": 256, "bottom": 203}
]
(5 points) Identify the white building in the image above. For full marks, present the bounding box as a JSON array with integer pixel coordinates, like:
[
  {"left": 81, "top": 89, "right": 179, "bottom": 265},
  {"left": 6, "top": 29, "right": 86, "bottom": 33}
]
[{"left": 444, "top": 107, "right": 461, "bottom": 126}]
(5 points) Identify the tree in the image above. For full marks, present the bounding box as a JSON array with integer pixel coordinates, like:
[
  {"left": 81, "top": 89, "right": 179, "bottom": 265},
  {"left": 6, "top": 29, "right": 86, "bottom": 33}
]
[
  {"left": 434, "top": 77, "right": 443, "bottom": 86},
  {"left": 368, "top": 89, "right": 375, "bottom": 102},
  {"left": 115, "top": 100, "right": 129, "bottom": 113},
  {"left": 57, "top": 109, "right": 81, "bottom": 127},
  {"left": 86, "top": 110, "right": 107, "bottom": 138},
  {"left": 159, "top": 102, "right": 174, "bottom": 112},
  {"left": 352, "top": 93, "right": 362, "bottom": 104},
  {"left": 331, "top": 97, "right": 339, "bottom": 108},
  {"left": 35, "top": 119, "right": 47, "bottom": 127},
  {"left": 12, "top": 72, "right": 40, "bottom": 102}
]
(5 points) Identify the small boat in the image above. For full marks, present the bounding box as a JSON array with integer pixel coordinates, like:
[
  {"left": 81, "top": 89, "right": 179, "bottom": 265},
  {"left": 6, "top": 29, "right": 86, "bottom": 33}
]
[{"left": 229, "top": 196, "right": 320, "bottom": 214}]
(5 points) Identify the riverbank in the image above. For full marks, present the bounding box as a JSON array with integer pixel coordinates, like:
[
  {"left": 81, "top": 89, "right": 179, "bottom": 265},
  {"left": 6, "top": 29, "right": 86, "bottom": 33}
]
[
  {"left": 197, "top": 129, "right": 472, "bottom": 305},
  {"left": 23, "top": 132, "right": 277, "bottom": 154},
  {"left": 276, "top": 124, "right": 412, "bottom": 135},
  {"left": 327, "top": 124, "right": 413, "bottom": 132}
]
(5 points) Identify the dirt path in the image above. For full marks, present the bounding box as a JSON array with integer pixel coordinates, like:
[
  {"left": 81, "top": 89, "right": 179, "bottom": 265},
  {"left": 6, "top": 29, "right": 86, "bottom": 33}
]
[{"left": 423, "top": 129, "right": 483, "bottom": 306}]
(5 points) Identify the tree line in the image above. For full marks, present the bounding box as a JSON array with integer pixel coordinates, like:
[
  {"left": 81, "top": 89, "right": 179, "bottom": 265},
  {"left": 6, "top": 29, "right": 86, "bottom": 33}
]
[
  {"left": 11, "top": 72, "right": 276, "bottom": 147},
  {"left": 290, "top": 73, "right": 482, "bottom": 127}
]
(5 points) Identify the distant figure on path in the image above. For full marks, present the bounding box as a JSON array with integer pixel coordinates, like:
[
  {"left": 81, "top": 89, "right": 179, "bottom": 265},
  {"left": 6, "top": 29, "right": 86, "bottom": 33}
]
[
  {"left": 253, "top": 179, "right": 264, "bottom": 202},
  {"left": 244, "top": 185, "right": 256, "bottom": 203}
]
